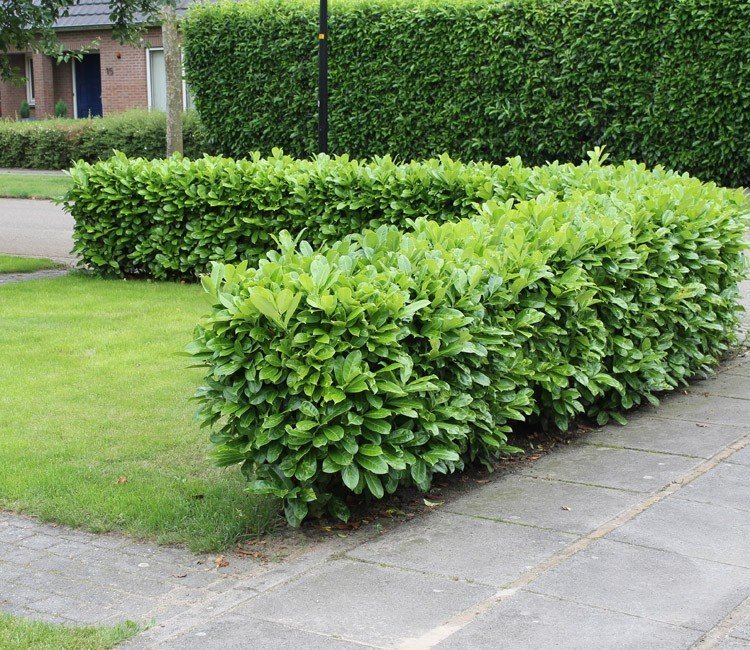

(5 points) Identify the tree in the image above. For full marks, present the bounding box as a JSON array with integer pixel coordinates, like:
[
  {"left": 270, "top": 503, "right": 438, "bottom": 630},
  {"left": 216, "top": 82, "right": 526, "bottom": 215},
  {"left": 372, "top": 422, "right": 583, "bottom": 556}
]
[
  {"left": 162, "top": 4, "right": 183, "bottom": 155},
  {"left": 0, "top": 0, "right": 168, "bottom": 80}
]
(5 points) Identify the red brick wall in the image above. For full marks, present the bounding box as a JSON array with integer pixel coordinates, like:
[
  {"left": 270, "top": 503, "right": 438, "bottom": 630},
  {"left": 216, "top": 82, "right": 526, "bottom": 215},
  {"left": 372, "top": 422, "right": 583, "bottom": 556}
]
[
  {"left": 32, "top": 52, "right": 56, "bottom": 118},
  {"left": 0, "top": 27, "right": 164, "bottom": 118},
  {"left": 0, "top": 55, "right": 30, "bottom": 118},
  {"left": 54, "top": 62, "right": 74, "bottom": 116}
]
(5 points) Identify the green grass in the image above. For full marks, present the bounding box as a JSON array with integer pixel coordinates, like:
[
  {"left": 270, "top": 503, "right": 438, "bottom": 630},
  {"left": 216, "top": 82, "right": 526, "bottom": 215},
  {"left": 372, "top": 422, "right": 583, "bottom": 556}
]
[
  {"left": 0, "top": 275, "right": 279, "bottom": 552},
  {"left": 0, "top": 255, "right": 62, "bottom": 273},
  {"left": 0, "top": 173, "right": 72, "bottom": 199},
  {"left": 0, "top": 614, "right": 139, "bottom": 650}
]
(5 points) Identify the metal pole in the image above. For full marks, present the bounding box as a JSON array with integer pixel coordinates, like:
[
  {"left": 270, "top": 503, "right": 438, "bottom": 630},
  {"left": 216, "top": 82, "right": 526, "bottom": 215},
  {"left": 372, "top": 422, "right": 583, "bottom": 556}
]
[{"left": 318, "top": 0, "right": 328, "bottom": 154}]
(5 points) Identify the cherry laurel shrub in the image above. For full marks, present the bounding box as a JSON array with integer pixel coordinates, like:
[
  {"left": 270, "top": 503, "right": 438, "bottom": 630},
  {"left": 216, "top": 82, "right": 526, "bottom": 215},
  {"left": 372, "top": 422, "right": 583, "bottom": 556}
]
[
  {"left": 189, "top": 168, "right": 748, "bottom": 526},
  {"left": 67, "top": 148, "right": 732, "bottom": 281},
  {"left": 66, "top": 150, "right": 526, "bottom": 279}
]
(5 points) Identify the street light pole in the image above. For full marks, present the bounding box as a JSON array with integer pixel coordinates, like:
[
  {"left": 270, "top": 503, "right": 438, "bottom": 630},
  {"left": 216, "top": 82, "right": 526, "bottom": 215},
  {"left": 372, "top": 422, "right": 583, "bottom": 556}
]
[{"left": 318, "top": 0, "right": 328, "bottom": 154}]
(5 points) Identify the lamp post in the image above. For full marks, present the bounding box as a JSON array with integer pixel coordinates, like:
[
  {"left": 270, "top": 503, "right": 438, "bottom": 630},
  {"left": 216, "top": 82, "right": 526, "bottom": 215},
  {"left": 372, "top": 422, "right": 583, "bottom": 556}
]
[{"left": 318, "top": 0, "right": 328, "bottom": 154}]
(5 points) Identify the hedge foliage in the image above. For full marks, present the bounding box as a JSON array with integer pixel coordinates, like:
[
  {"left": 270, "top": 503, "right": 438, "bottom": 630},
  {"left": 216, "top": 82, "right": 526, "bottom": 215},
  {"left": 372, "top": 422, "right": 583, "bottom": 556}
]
[
  {"left": 66, "top": 150, "right": 749, "bottom": 281},
  {"left": 188, "top": 157, "right": 748, "bottom": 526},
  {"left": 182, "top": 0, "right": 750, "bottom": 187},
  {"left": 66, "top": 150, "right": 523, "bottom": 278},
  {"left": 0, "top": 110, "right": 209, "bottom": 169}
]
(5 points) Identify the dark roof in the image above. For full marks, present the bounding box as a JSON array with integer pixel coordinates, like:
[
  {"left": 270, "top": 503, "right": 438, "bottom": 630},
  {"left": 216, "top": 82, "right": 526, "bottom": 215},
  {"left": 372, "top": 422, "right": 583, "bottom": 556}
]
[{"left": 53, "top": 0, "right": 193, "bottom": 30}]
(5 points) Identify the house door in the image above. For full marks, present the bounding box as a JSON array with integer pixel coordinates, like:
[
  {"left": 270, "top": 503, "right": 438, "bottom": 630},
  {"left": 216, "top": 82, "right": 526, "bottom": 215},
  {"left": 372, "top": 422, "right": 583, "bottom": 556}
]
[{"left": 74, "top": 54, "right": 102, "bottom": 118}]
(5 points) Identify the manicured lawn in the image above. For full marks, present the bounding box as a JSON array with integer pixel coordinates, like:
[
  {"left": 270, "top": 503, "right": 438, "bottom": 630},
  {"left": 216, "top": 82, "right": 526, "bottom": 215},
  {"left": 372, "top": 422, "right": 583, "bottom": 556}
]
[
  {"left": 0, "top": 255, "right": 62, "bottom": 273},
  {"left": 0, "top": 275, "right": 279, "bottom": 552},
  {"left": 0, "top": 172, "right": 72, "bottom": 199},
  {"left": 0, "top": 614, "right": 139, "bottom": 650}
]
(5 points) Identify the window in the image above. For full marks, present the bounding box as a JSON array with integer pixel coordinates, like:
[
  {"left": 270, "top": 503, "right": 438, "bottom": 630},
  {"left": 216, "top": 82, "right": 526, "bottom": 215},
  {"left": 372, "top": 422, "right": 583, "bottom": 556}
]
[
  {"left": 25, "top": 56, "right": 35, "bottom": 106},
  {"left": 147, "top": 48, "right": 193, "bottom": 111}
]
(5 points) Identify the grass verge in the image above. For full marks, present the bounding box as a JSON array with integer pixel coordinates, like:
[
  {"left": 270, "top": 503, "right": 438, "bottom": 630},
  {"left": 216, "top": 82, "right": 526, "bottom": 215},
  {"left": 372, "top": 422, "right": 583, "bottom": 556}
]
[
  {"left": 0, "top": 275, "right": 279, "bottom": 552},
  {"left": 0, "top": 172, "right": 72, "bottom": 199},
  {"left": 0, "top": 255, "right": 62, "bottom": 274},
  {"left": 0, "top": 614, "right": 139, "bottom": 650}
]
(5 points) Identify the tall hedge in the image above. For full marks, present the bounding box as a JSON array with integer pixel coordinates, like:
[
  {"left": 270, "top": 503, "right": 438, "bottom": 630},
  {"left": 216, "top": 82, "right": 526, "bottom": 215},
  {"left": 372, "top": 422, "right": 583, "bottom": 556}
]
[{"left": 182, "top": 0, "right": 750, "bottom": 187}]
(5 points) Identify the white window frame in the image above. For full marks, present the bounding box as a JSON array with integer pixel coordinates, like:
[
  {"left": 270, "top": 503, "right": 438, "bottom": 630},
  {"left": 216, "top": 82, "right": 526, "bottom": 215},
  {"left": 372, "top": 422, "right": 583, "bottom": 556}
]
[
  {"left": 71, "top": 58, "right": 78, "bottom": 119},
  {"left": 25, "top": 55, "right": 36, "bottom": 106},
  {"left": 146, "top": 47, "right": 190, "bottom": 111}
]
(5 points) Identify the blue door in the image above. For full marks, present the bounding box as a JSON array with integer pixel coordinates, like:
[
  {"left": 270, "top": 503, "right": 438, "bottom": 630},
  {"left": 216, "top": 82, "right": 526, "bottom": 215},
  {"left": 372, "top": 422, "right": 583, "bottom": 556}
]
[{"left": 75, "top": 54, "right": 102, "bottom": 118}]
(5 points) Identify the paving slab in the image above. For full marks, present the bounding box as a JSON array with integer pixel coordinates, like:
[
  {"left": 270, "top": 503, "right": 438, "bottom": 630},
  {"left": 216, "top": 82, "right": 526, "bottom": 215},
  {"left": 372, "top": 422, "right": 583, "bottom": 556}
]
[
  {"left": 728, "top": 444, "right": 750, "bottom": 467},
  {"left": 730, "top": 614, "right": 750, "bottom": 642},
  {"left": 529, "top": 539, "right": 750, "bottom": 631},
  {"left": 640, "top": 393, "right": 750, "bottom": 428},
  {"left": 692, "top": 372, "right": 750, "bottom": 402},
  {"left": 580, "top": 414, "right": 748, "bottom": 459},
  {"left": 518, "top": 444, "right": 700, "bottom": 493},
  {"left": 158, "top": 614, "right": 362, "bottom": 649},
  {"left": 610, "top": 495, "right": 750, "bottom": 567},
  {"left": 444, "top": 474, "right": 639, "bottom": 535},
  {"left": 347, "top": 511, "right": 575, "bottom": 587},
  {"left": 723, "top": 353, "right": 750, "bottom": 376},
  {"left": 674, "top": 461, "right": 750, "bottom": 512},
  {"left": 230, "top": 558, "right": 495, "bottom": 648},
  {"left": 435, "top": 590, "right": 702, "bottom": 650}
]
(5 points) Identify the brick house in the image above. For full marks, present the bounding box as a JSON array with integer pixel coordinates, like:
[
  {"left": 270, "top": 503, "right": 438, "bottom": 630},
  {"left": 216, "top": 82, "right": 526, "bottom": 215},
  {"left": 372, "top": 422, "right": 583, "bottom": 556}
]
[{"left": 0, "top": 0, "right": 192, "bottom": 119}]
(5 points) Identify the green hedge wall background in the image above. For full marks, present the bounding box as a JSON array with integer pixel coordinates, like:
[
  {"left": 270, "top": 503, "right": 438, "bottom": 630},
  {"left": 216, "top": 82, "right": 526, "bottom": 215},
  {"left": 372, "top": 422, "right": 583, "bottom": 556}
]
[
  {"left": 0, "top": 110, "right": 210, "bottom": 169},
  {"left": 183, "top": 0, "right": 750, "bottom": 187}
]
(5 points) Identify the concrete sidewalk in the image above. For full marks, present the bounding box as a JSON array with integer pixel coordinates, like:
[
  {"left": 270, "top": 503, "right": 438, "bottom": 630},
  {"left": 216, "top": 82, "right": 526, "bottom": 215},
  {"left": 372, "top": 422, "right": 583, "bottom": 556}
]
[{"left": 0, "top": 198, "right": 74, "bottom": 262}]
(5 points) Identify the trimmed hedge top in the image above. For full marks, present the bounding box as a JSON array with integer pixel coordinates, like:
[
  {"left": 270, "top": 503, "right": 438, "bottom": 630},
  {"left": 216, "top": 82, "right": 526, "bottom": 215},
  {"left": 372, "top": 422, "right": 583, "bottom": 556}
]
[
  {"left": 66, "top": 149, "right": 747, "bottom": 280},
  {"left": 183, "top": 0, "right": 750, "bottom": 186},
  {"left": 189, "top": 166, "right": 748, "bottom": 525}
]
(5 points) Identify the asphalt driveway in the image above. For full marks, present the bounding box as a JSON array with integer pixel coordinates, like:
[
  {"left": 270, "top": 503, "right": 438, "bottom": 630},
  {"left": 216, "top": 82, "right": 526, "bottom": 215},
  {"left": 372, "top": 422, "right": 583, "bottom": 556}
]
[{"left": 0, "top": 198, "right": 75, "bottom": 262}]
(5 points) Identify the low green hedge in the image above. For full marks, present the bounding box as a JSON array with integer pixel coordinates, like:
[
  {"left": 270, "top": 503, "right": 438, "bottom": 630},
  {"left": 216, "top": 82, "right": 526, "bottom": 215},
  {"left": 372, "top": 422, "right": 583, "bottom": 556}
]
[
  {"left": 188, "top": 164, "right": 748, "bottom": 526},
  {"left": 67, "top": 150, "right": 523, "bottom": 278},
  {"left": 0, "top": 110, "right": 210, "bottom": 169},
  {"left": 183, "top": 0, "right": 750, "bottom": 187},
  {"left": 67, "top": 148, "right": 727, "bottom": 280}
]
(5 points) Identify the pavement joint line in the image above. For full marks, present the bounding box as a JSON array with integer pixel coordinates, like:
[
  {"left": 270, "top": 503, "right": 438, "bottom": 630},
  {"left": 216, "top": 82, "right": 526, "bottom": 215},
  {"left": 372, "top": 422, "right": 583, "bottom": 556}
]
[
  {"left": 131, "top": 551, "right": 361, "bottom": 646},
  {"left": 576, "top": 440, "right": 707, "bottom": 459},
  {"left": 519, "top": 587, "right": 708, "bottom": 635},
  {"left": 220, "top": 615, "right": 387, "bottom": 650},
  {"left": 724, "top": 371, "right": 750, "bottom": 379},
  {"left": 441, "top": 509, "right": 588, "bottom": 536},
  {"left": 646, "top": 415, "right": 750, "bottom": 429},
  {"left": 701, "top": 391, "right": 750, "bottom": 402},
  {"left": 594, "top": 537, "right": 750, "bottom": 572},
  {"left": 672, "top": 494, "right": 750, "bottom": 515},
  {"left": 341, "top": 554, "right": 497, "bottom": 589},
  {"left": 691, "top": 594, "right": 750, "bottom": 649},
  {"left": 398, "top": 432, "right": 750, "bottom": 650},
  {"left": 518, "top": 475, "right": 646, "bottom": 494}
]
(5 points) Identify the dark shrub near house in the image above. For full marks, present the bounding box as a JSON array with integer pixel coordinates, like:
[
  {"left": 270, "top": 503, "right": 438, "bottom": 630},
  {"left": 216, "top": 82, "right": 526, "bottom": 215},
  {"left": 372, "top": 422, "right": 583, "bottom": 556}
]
[{"left": 0, "top": 110, "right": 210, "bottom": 169}]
